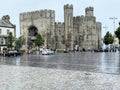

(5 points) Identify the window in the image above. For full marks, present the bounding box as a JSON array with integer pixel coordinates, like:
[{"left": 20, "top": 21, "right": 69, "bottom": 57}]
[
  {"left": 0, "top": 29, "right": 2, "bottom": 35},
  {"left": 7, "top": 29, "right": 10, "bottom": 35},
  {"left": 1, "top": 38, "right": 3, "bottom": 44},
  {"left": 0, "top": 38, "right": 3, "bottom": 45}
]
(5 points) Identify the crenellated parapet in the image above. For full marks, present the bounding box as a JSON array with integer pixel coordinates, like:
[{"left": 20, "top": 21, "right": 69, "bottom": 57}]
[
  {"left": 20, "top": 9, "right": 55, "bottom": 21},
  {"left": 85, "top": 6, "right": 94, "bottom": 16},
  {"left": 73, "top": 16, "right": 85, "bottom": 25},
  {"left": 64, "top": 4, "right": 73, "bottom": 9},
  {"left": 55, "top": 22, "right": 64, "bottom": 27},
  {"left": 73, "top": 16, "right": 81, "bottom": 22},
  {"left": 85, "top": 7, "right": 94, "bottom": 11}
]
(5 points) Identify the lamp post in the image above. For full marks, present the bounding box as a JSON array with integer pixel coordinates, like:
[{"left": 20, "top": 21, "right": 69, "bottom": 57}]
[
  {"left": 109, "top": 17, "right": 117, "bottom": 31},
  {"left": 109, "top": 17, "right": 117, "bottom": 52}
]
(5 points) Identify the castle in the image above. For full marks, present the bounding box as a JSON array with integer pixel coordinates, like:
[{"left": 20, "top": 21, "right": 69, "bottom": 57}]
[{"left": 20, "top": 4, "right": 102, "bottom": 51}]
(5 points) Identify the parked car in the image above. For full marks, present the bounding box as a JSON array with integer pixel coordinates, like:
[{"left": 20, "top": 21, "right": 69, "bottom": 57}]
[
  {"left": 3, "top": 50, "right": 22, "bottom": 57},
  {"left": 42, "top": 49, "right": 54, "bottom": 55}
]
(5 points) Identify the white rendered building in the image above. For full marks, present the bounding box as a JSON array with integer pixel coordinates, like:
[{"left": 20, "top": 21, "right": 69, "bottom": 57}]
[{"left": 0, "top": 15, "right": 16, "bottom": 52}]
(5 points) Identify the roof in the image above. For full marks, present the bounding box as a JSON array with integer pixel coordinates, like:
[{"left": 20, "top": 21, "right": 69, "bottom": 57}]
[
  {"left": 0, "top": 19, "right": 15, "bottom": 28},
  {"left": 0, "top": 15, "right": 15, "bottom": 28}
]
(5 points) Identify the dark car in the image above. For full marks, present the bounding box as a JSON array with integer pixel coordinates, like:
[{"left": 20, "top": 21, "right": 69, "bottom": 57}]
[{"left": 5, "top": 50, "right": 22, "bottom": 57}]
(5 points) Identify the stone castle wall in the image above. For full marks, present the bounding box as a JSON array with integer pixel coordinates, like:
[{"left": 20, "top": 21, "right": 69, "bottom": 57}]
[
  {"left": 71, "top": 7, "right": 102, "bottom": 50},
  {"left": 55, "top": 22, "right": 65, "bottom": 49},
  {"left": 20, "top": 10, "right": 55, "bottom": 49},
  {"left": 20, "top": 5, "right": 102, "bottom": 51}
]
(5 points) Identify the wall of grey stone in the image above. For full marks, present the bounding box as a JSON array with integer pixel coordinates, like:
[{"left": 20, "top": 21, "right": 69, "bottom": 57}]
[
  {"left": 20, "top": 10, "right": 55, "bottom": 49},
  {"left": 55, "top": 22, "right": 65, "bottom": 49},
  {"left": 72, "top": 6, "right": 101, "bottom": 51},
  {"left": 96, "top": 22, "right": 102, "bottom": 49},
  {"left": 20, "top": 5, "right": 102, "bottom": 51}
]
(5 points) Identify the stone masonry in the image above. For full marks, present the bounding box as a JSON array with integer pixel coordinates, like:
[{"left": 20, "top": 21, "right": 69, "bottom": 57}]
[
  {"left": 20, "top": 10, "right": 55, "bottom": 49},
  {"left": 20, "top": 4, "right": 102, "bottom": 51}
]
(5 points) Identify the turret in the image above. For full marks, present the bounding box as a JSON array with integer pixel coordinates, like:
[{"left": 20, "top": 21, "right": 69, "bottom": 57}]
[
  {"left": 85, "top": 7, "right": 94, "bottom": 16},
  {"left": 64, "top": 4, "right": 73, "bottom": 9}
]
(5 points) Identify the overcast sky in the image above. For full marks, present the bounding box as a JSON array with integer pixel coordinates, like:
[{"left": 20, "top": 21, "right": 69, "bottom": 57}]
[{"left": 0, "top": 0, "right": 120, "bottom": 38}]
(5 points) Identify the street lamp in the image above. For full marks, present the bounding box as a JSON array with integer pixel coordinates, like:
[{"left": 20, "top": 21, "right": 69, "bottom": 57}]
[
  {"left": 109, "top": 17, "right": 117, "bottom": 31},
  {"left": 109, "top": 17, "right": 117, "bottom": 52}
]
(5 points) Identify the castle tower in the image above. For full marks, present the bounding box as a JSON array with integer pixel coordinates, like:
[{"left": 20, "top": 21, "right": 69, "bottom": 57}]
[
  {"left": 64, "top": 4, "right": 74, "bottom": 51},
  {"left": 85, "top": 7, "right": 94, "bottom": 16}
]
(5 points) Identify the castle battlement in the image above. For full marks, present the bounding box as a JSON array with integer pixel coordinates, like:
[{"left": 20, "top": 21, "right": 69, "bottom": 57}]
[
  {"left": 20, "top": 9, "right": 55, "bottom": 21},
  {"left": 55, "top": 22, "right": 64, "bottom": 26},
  {"left": 64, "top": 4, "right": 73, "bottom": 9},
  {"left": 85, "top": 7, "right": 94, "bottom": 11},
  {"left": 20, "top": 9, "right": 55, "bottom": 15},
  {"left": 73, "top": 16, "right": 85, "bottom": 23},
  {"left": 80, "top": 15, "right": 85, "bottom": 18},
  {"left": 85, "top": 7, "right": 94, "bottom": 16},
  {"left": 73, "top": 16, "right": 81, "bottom": 20}
]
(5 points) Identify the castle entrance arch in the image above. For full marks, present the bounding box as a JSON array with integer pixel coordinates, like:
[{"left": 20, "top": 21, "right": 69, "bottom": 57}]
[{"left": 28, "top": 25, "right": 38, "bottom": 49}]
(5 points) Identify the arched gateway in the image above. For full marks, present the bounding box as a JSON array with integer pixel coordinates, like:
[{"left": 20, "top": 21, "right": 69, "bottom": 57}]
[{"left": 27, "top": 25, "right": 38, "bottom": 49}]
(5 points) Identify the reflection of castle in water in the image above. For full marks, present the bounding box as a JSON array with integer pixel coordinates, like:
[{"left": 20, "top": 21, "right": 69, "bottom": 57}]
[{"left": 20, "top": 4, "right": 102, "bottom": 51}]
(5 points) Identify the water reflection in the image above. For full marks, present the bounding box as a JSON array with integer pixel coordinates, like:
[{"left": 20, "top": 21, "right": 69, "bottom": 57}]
[
  {"left": 101, "top": 52, "right": 120, "bottom": 74},
  {"left": 16, "top": 57, "right": 20, "bottom": 66},
  {"left": 0, "top": 52, "right": 120, "bottom": 74}
]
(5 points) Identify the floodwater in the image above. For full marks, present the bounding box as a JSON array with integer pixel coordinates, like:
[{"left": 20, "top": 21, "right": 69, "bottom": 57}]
[{"left": 0, "top": 52, "right": 120, "bottom": 74}]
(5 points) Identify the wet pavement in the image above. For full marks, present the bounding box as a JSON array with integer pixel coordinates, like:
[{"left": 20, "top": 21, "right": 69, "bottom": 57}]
[
  {"left": 0, "top": 51, "right": 120, "bottom": 74},
  {"left": 1, "top": 65, "right": 120, "bottom": 90},
  {"left": 1, "top": 52, "right": 120, "bottom": 90}
]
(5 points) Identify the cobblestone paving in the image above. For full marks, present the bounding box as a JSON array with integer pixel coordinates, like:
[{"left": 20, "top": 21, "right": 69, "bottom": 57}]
[{"left": 0, "top": 65, "right": 120, "bottom": 90}]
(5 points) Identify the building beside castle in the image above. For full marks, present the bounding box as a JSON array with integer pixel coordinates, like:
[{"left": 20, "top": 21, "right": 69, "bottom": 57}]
[
  {"left": 20, "top": 4, "right": 102, "bottom": 51},
  {"left": 0, "top": 15, "right": 16, "bottom": 52}
]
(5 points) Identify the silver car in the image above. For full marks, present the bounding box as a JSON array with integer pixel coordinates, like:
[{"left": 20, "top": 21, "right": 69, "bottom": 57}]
[{"left": 42, "top": 49, "right": 54, "bottom": 55}]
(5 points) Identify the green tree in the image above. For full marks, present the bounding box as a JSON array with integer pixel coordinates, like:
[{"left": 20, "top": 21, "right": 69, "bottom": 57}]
[
  {"left": 115, "top": 23, "right": 120, "bottom": 44},
  {"left": 109, "top": 33, "right": 114, "bottom": 44},
  {"left": 8, "top": 32, "right": 15, "bottom": 50},
  {"left": 103, "top": 31, "right": 114, "bottom": 45},
  {"left": 15, "top": 36, "right": 24, "bottom": 50},
  {"left": 34, "top": 34, "right": 44, "bottom": 47}
]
